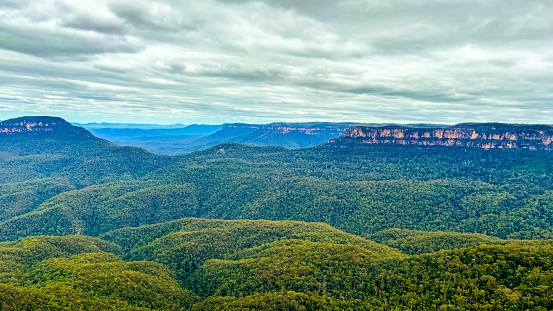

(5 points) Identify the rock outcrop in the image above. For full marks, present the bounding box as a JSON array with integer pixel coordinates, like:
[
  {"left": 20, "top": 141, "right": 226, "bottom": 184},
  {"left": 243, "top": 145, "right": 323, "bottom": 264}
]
[
  {"left": 0, "top": 116, "right": 94, "bottom": 139},
  {"left": 331, "top": 123, "right": 553, "bottom": 151}
]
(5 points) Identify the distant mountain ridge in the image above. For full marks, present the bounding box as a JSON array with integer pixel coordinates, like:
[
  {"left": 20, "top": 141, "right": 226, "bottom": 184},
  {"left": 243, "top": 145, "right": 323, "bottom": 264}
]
[
  {"left": 75, "top": 122, "right": 188, "bottom": 129},
  {"left": 6, "top": 117, "right": 553, "bottom": 152},
  {"left": 86, "top": 125, "right": 223, "bottom": 137},
  {"left": 76, "top": 119, "right": 456, "bottom": 154},
  {"left": 189, "top": 122, "right": 363, "bottom": 151},
  {"left": 79, "top": 121, "right": 369, "bottom": 154},
  {"left": 331, "top": 123, "right": 553, "bottom": 150}
]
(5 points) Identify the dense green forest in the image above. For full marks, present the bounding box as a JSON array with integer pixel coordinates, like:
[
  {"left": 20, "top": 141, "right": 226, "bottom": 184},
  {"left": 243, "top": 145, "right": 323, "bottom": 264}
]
[
  {"left": 2, "top": 220, "right": 553, "bottom": 310},
  {"left": 365, "top": 228, "right": 550, "bottom": 255},
  {"left": 2, "top": 121, "right": 553, "bottom": 241},
  {"left": 2, "top": 141, "right": 553, "bottom": 241},
  {"left": 2, "top": 117, "right": 553, "bottom": 309},
  {"left": 0, "top": 235, "right": 195, "bottom": 310}
]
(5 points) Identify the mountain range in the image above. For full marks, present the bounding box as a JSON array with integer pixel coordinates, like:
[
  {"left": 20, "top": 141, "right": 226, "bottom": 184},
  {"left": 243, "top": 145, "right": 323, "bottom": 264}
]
[
  {"left": 77, "top": 122, "right": 361, "bottom": 154},
  {"left": 2, "top": 115, "right": 553, "bottom": 310},
  {"left": 78, "top": 121, "right": 451, "bottom": 155}
]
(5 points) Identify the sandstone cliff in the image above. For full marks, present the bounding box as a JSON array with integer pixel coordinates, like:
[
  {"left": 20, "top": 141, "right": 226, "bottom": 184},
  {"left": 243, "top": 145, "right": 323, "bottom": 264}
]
[
  {"left": 0, "top": 116, "right": 94, "bottom": 139},
  {"left": 331, "top": 123, "right": 553, "bottom": 151}
]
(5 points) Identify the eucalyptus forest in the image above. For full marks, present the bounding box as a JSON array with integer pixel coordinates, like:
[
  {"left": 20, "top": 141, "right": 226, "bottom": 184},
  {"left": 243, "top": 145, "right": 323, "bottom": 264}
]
[{"left": 1, "top": 116, "right": 553, "bottom": 310}]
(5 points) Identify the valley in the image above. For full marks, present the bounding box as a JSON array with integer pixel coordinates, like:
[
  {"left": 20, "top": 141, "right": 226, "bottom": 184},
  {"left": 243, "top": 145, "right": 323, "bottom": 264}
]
[{"left": 1, "top": 116, "right": 553, "bottom": 310}]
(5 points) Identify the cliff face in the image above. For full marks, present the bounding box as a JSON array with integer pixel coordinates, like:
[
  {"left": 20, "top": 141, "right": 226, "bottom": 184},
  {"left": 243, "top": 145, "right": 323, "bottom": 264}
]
[
  {"left": 0, "top": 116, "right": 94, "bottom": 139},
  {"left": 331, "top": 123, "right": 553, "bottom": 151},
  {"left": 0, "top": 118, "right": 64, "bottom": 134}
]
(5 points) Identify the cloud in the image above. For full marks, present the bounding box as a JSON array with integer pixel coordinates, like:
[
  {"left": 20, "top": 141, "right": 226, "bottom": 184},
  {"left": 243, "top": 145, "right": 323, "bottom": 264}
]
[
  {"left": 63, "top": 11, "right": 125, "bottom": 34},
  {"left": 0, "top": 0, "right": 552, "bottom": 124},
  {"left": 0, "top": 22, "right": 140, "bottom": 57}
]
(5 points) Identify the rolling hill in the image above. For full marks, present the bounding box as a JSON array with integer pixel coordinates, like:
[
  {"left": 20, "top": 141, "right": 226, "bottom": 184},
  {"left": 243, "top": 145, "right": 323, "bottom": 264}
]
[{"left": 5, "top": 219, "right": 553, "bottom": 310}]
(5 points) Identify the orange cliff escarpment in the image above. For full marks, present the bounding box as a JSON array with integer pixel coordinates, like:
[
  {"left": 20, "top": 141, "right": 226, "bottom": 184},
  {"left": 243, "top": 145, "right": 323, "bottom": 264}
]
[
  {"left": 0, "top": 116, "right": 69, "bottom": 134},
  {"left": 330, "top": 123, "right": 553, "bottom": 151},
  {"left": 0, "top": 116, "right": 93, "bottom": 139},
  {"left": 0, "top": 121, "right": 57, "bottom": 134}
]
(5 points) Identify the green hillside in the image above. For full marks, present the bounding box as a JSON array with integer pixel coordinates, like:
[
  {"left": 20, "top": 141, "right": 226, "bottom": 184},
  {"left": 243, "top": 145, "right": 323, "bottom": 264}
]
[
  {"left": 101, "top": 218, "right": 553, "bottom": 310},
  {"left": 0, "top": 181, "right": 199, "bottom": 239},
  {"left": 2, "top": 219, "right": 553, "bottom": 310},
  {"left": 188, "top": 241, "right": 553, "bottom": 310},
  {"left": 100, "top": 218, "right": 403, "bottom": 287},
  {"left": 365, "top": 228, "right": 553, "bottom": 255},
  {"left": 100, "top": 218, "right": 399, "bottom": 257},
  {"left": 0, "top": 235, "right": 195, "bottom": 310}
]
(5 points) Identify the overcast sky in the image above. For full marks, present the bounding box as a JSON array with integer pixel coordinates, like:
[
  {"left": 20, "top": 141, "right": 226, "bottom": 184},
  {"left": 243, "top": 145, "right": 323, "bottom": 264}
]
[{"left": 0, "top": 0, "right": 552, "bottom": 124}]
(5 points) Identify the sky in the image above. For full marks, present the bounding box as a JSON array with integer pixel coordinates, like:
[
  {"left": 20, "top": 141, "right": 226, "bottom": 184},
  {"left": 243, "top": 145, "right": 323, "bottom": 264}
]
[{"left": 0, "top": 0, "right": 552, "bottom": 124}]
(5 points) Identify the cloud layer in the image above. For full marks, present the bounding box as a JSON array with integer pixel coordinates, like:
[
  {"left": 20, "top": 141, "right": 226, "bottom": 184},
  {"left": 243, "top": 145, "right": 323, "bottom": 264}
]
[{"left": 1, "top": 0, "right": 552, "bottom": 124}]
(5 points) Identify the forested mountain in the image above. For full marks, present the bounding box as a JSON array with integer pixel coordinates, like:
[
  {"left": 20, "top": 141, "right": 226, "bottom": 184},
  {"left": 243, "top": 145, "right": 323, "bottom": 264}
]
[
  {"left": 2, "top": 116, "right": 553, "bottom": 309},
  {"left": 366, "top": 228, "right": 552, "bottom": 255},
  {"left": 0, "top": 116, "right": 169, "bottom": 186}
]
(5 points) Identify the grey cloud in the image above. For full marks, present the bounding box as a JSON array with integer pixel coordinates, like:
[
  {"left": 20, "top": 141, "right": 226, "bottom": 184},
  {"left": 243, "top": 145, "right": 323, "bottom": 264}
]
[
  {"left": 110, "top": 4, "right": 175, "bottom": 31},
  {"left": 109, "top": 1, "right": 201, "bottom": 32},
  {"left": 64, "top": 12, "right": 125, "bottom": 34},
  {"left": 183, "top": 62, "right": 288, "bottom": 82},
  {"left": 0, "top": 0, "right": 31, "bottom": 9},
  {"left": 94, "top": 64, "right": 129, "bottom": 74},
  {"left": 0, "top": 22, "right": 141, "bottom": 58},
  {"left": 251, "top": 0, "right": 553, "bottom": 52}
]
